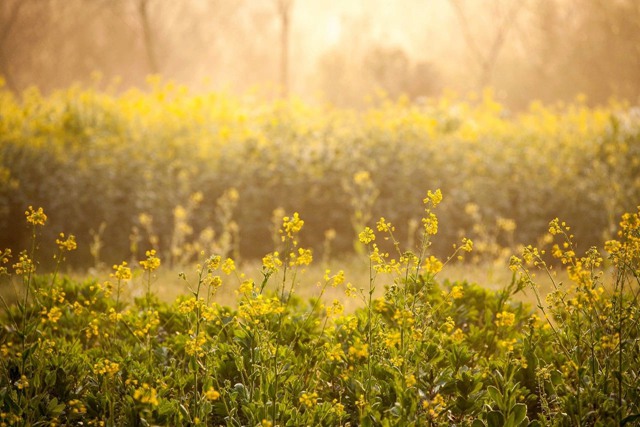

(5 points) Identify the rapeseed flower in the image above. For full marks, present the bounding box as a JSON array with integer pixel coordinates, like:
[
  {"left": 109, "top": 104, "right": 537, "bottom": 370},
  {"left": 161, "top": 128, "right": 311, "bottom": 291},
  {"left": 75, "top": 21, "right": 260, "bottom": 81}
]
[
  {"left": 423, "top": 255, "right": 443, "bottom": 274},
  {"left": 423, "top": 189, "right": 443, "bottom": 207},
  {"left": 25, "top": 206, "right": 47, "bottom": 226},
  {"left": 55, "top": 233, "right": 77, "bottom": 252},
  {"left": 281, "top": 212, "right": 304, "bottom": 240},
  {"left": 422, "top": 212, "right": 438, "bottom": 235},
  {"left": 204, "top": 386, "right": 220, "bottom": 400},
  {"left": 139, "top": 249, "right": 160, "bottom": 271},
  {"left": 495, "top": 311, "right": 516, "bottom": 328},
  {"left": 299, "top": 391, "right": 318, "bottom": 407},
  {"left": 221, "top": 257, "right": 235, "bottom": 274},
  {"left": 133, "top": 383, "right": 159, "bottom": 406},
  {"left": 358, "top": 227, "right": 375, "bottom": 244},
  {"left": 111, "top": 261, "right": 132, "bottom": 281},
  {"left": 13, "top": 253, "right": 35, "bottom": 275}
]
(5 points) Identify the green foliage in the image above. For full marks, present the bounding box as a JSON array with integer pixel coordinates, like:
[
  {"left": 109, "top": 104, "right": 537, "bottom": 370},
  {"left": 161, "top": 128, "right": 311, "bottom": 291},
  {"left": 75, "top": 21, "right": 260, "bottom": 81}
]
[{"left": 1, "top": 196, "right": 640, "bottom": 426}]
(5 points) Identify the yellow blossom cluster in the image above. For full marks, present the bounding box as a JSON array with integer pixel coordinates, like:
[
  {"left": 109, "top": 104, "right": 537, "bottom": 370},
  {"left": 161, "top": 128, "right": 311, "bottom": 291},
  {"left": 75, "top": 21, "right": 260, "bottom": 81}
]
[
  {"left": 185, "top": 331, "right": 207, "bottom": 357},
  {"left": 262, "top": 252, "right": 283, "bottom": 273},
  {"left": 348, "top": 338, "right": 369, "bottom": 360},
  {"left": 94, "top": 359, "right": 120, "bottom": 377},
  {"left": 139, "top": 249, "right": 161, "bottom": 271},
  {"left": 324, "top": 342, "right": 345, "bottom": 361},
  {"left": 111, "top": 261, "right": 132, "bottom": 281},
  {"left": 12, "top": 253, "right": 35, "bottom": 275},
  {"left": 67, "top": 399, "right": 87, "bottom": 415},
  {"left": 422, "top": 393, "right": 446, "bottom": 418},
  {"left": 133, "top": 310, "right": 160, "bottom": 338},
  {"left": 41, "top": 306, "right": 63, "bottom": 325},
  {"left": 25, "top": 206, "right": 47, "bottom": 226},
  {"left": 133, "top": 383, "right": 159, "bottom": 406},
  {"left": 281, "top": 212, "right": 304, "bottom": 241},
  {"left": 204, "top": 386, "right": 220, "bottom": 401},
  {"left": 358, "top": 227, "right": 376, "bottom": 245},
  {"left": 288, "top": 247, "right": 313, "bottom": 267},
  {"left": 299, "top": 391, "right": 318, "bottom": 408},
  {"left": 495, "top": 311, "right": 516, "bottom": 328},
  {"left": 238, "top": 296, "right": 285, "bottom": 323}
]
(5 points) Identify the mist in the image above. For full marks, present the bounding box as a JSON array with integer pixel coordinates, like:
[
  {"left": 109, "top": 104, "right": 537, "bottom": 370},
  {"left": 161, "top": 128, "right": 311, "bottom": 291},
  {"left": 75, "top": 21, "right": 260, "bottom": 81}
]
[{"left": 1, "top": 0, "right": 639, "bottom": 109}]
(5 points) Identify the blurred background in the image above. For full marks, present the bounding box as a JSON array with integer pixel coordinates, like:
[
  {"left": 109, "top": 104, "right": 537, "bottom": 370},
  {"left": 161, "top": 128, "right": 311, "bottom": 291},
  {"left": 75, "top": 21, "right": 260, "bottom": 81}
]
[{"left": 2, "top": 0, "right": 640, "bottom": 109}]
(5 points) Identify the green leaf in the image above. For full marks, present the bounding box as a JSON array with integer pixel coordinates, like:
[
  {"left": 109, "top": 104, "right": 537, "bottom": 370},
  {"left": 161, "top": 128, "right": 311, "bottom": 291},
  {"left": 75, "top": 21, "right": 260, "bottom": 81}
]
[
  {"left": 487, "top": 410, "right": 505, "bottom": 427},
  {"left": 487, "top": 385, "right": 503, "bottom": 406},
  {"left": 472, "top": 419, "right": 487, "bottom": 427},
  {"left": 47, "top": 397, "right": 66, "bottom": 416},
  {"left": 511, "top": 403, "right": 527, "bottom": 425},
  {"left": 45, "top": 370, "right": 57, "bottom": 387},
  {"left": 179, "top": 403, "right": 189, "bottom": 420}
]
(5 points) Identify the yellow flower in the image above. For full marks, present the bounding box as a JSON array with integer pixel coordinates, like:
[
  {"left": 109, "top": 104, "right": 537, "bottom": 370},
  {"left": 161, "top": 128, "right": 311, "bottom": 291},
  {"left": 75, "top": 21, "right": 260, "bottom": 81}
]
[
  {"left": 451, "top": 328, "right": 465, "bottom": 342},
  {"left": 262, "top": 252, "right": 282, "bottom": 272},
  {"left": 461, "top": 237, "right": 473, "bottom": 252},
  {"left": 443, "top": 316, "right": 455, "bottom": 333},
  {"left": 56, "top": 233, "right": 77, "bottom": 252},
  {"left": 548, "top": 218, "right": 562, "bottom": 235},
  {"left": 94, "top": 359, "right": 120, "bottom": 377},
  {"left": 290, "top": 247, "right": 313, "bottom": 266},
  {"left": 185, "top": 331, "right": 207, "bottom": 357},
  {"left": 41, "top": 306, "right": 63, "bottom": 324},
  {"left": 111, "top": 262, "right": 132, "bottom": 281},
  {"left": 206, "top": 255, "right": 221, "bottom": 270},
  {"left": 0, "top": 248, "right": 12, "bottom": 275},
  {"left": 422, "top": 212, "right": 438, "bottom": 235},
  {"left": 450, "top": 285, "right": 464, "bottom": 300},
  {"left": 405, "top": 373, "right": 417, "bottom": 388},
  {"left": 221, "top": 258, "right": 235, "bottom": 274},
  {"left": 348, "top": 338, "right": 369, "bottom": 359},
  {"left": 423, "top": 255, "right": 443, "bottom": 274},
  {"left": 299, "top": 391, "right": 318, "bottom": 407},
  {"left": 331, "top": 400, "right": 345, "bottom": 417},
  {"left": 358, "top": 227, "right": 375, "bottom": 244},
  {"left": 133, "top": 383, "right": 159, "bottom": 406},
  {"left": 281, "top": 212, "right": 304, "bottom": 240},
  {"left": 139, "top": 249, "right": 161, "bottom": 271},
  {"left": 423, "top": 189, "right": 443, "bottom": 207},
  {"left": 13, "top": 253, "right": 35, "bottom": 275},
  {"left": 332, "top": 270, "right": 345, "bottom": 287},
  {"left": 384, "top": 331, "right": 401, "bottom": 348},
  {"left": 495, "top": 311, "right": 516, "bottom": 328},
  {"left": 324, "top": 342, "right": 344, "bottom": 361},
  {"left": 16, "top": 375, "right": 29, "bottom": 390},
  {"left": 204, "top": 386, "right": 220, "bottom": 400},
  {"left": 68, "top": 399, "right": 87, "bottom": 415},
  {"left": 25, "top": 206, "right": 47, "bottom": 226},
  {"left": 376, "top": 217, "right": 393, "bottom": 233}
]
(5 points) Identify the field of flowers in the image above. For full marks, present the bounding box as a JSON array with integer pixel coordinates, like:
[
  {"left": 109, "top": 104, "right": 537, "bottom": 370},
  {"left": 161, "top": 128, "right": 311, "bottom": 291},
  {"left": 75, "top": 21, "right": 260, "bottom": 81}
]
[
  {"left": 1, "top": 197, "right": 639, "bottom": 426},
  {"left": 1, "top": 80, "right": 640, "bottom": 425},
  {"left": 1, "top": 80, "right": 639, "bottom": 268}
]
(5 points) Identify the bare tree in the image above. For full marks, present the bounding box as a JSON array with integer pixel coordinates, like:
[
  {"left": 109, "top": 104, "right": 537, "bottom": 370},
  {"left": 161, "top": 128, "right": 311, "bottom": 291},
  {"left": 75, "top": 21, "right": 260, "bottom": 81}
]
[
  {"left": 448, "top": 0, "right": 525, "bottom": 90},
  {"left": 0, "top": 0, "right": 26, "bottom": 92},
  {"left": 275, "top": 0, "right": 294, "bottom": 97},
  {"left": 135, "top": 0, "right": 159, "bottom": 74}
]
